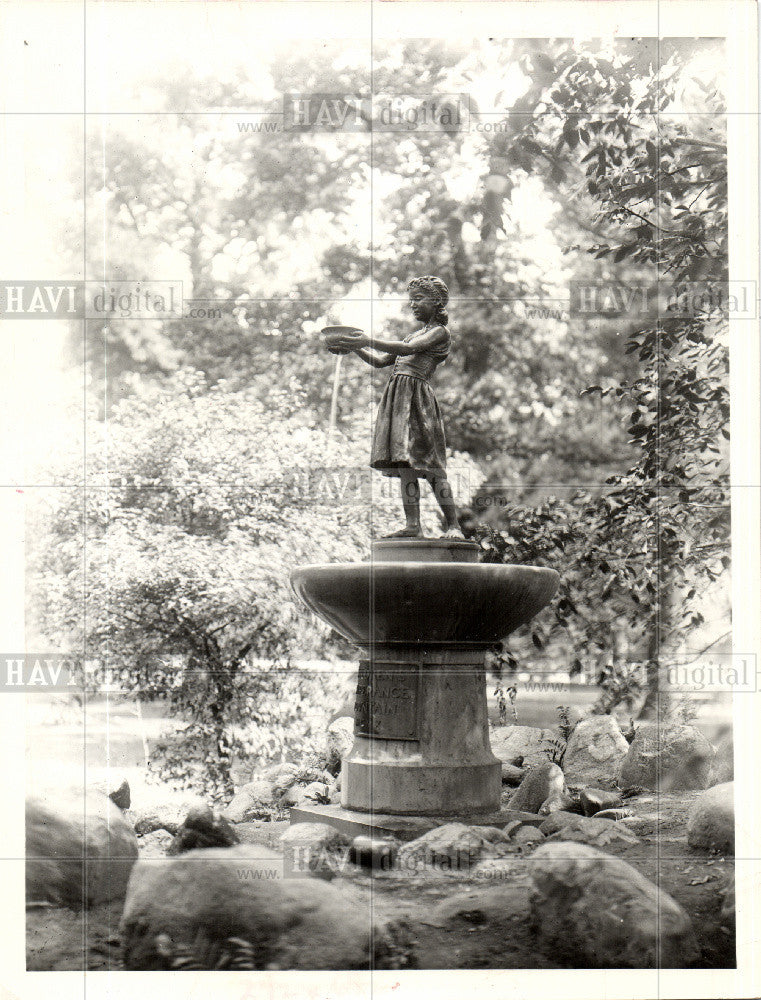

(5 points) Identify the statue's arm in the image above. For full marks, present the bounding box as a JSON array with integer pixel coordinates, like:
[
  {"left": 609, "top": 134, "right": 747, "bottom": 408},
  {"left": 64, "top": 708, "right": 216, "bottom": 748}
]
[
  {"left": 353, "top": 347, "right": 395, "bottom": 368},
  {"left": 363, "top": 326, "right": 447, "bottom": 356}
]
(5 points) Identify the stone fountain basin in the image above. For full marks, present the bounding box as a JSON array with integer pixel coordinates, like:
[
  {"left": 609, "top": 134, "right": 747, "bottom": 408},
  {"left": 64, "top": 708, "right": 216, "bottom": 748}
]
[{"left": 290, "top": 561, "right": 560, "bottom": 646}]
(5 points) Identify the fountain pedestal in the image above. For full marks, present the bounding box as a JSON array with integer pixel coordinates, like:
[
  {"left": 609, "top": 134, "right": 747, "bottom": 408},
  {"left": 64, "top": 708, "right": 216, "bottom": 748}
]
[
  {"left": 289, "top": 538, "right": 559, "bottom": 836},
  {"left": 343, "top": 644, "right": 499, "bottom": 814}
]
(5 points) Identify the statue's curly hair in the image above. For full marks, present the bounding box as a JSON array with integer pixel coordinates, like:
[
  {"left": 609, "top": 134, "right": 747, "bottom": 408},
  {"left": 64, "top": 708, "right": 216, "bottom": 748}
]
[{"left": 407, "top": 275, "right": 449, "bottom": 326}]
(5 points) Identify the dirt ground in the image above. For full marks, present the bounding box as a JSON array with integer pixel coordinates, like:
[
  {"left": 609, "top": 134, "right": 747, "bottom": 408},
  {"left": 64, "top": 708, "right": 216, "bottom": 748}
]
[{"left": 26, "top": 789, "right": 734, "bottom": 971}]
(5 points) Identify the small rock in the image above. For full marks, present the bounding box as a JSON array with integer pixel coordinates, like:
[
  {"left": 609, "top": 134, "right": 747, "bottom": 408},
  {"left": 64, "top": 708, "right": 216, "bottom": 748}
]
[
  {"left": 120, "top": 845, "right": 395, "bottom": 970},
  {"left": 539, "top": 789, "right": 574, "bottom": 816},
  {"left": 529, "top": 842, "right": 698, "bottom": 967},
  {"left": 618, "top": 812, "right": 660, "bottom": 835},
  {"left": 562, "top": 715, "right": 629, "bottom": 787},
  {"left": 349, "top": 836, "right": 398, "bottom": 871},
  {"left": 593, "top": 808, "right": 633, "bottom": 821},
  {"left": 708, "top": 732, "right": 733, "bottom": 786},
  {"left": 109, "top": 778, "right": 131, "bottom": 811},
  {"left": 280, "top": 822, "right": 351, "bottom": 879},
  {"left": 168, "top": 805, "right": 239, "bottom": 855},
  {"left": 510, "top": 825, "right": 545, "bottom": 847},
  {"left": 686, "top": 781, "right": 734, "bottom": 854},
  {"left": 490, "top": 726, "right": 566, "bottom": 770},
  {"left": 477, "top": 826, "right": 509, "bottom": 843},
  {"left": 91, "top": 776, "right": 131, "bottom": 811},
  {"left": 130, "top": 809, "right": 180, "bottom": 837},
  {"left": 262, "top": 762, "right": 300, "bottom": 799},
  {"left": 279, "top": 785, "right": 308, "bottom": 807},
  {"left": 618, "top": 722, "right": 715, "bottom": 791},
  {"left": 501, "top": 762, "right": 526, "bottom": 786},
  {"left": 508, "top": 762, "right": 567, "bottom": 815},
  {"left": 326, "top": 717, "right": 354, "bottom": 774},
  {"left": 397, "top": 823, "right": 486, "bottom": 873},
  {"left": 300, "top": 781, "right": 332, "bottom": 803},
  {"left": 26, "top": 789, "right": 139, "bottom": 908},
  {"left": 137, "top": 829, "right": 174, "bottom": 858},
  {"left": 580, "top": 787, "right": 623, "bottom": 817},
  {"left": 225, "top": 779, "right": 276, "bottom": 822},
  {"left": 539, "top": 811, "right": 584, "bottom": 836},
  {"left": 540, "top": 813, "right": 639, "bottom": 847}
]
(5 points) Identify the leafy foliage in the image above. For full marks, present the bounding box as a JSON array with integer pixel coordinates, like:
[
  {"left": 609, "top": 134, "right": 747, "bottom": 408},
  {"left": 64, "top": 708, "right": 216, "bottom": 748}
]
[
  {"left": 29, "top": 371, "right": 480, "bottom": 798},
  {"left": 472, "top": 41, "right": 729, "bottom": 715}
]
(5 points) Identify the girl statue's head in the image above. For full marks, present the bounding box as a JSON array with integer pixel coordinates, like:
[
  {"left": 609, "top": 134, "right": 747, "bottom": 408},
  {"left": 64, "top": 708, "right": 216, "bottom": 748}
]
[{"left": 407, "top": 275, "right": 449, "bottom": 326}]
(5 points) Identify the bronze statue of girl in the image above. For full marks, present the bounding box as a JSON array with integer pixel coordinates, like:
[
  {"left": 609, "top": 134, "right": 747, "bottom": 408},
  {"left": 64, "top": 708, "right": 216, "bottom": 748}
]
[{"left": 326, "top": 276, "right": 464, "bottom": 539}]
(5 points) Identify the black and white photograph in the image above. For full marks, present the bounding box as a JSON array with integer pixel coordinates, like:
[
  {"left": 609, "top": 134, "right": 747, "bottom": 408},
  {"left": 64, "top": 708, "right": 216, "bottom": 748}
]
[{"left": 1, "top": 1, "right": 759, "bottom": 997}]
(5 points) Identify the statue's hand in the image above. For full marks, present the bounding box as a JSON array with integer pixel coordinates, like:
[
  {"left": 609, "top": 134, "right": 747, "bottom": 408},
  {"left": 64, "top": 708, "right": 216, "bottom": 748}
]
[
  {"left": 337, "top": 331, "right": 368, "bottom": 350},
  {"left": 322, "top": 326, "right": 365, "bottom": 352}
]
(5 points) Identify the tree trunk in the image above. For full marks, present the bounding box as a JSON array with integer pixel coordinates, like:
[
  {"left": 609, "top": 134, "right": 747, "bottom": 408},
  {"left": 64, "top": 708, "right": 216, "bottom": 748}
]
[{"left": 638, "top": 579, "right": 674, "bottom": 720}]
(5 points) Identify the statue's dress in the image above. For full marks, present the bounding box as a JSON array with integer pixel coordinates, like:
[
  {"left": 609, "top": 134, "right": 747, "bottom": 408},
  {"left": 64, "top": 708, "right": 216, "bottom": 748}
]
[{"left": 370, "top": 328, "right": 450, "bottom": 477}]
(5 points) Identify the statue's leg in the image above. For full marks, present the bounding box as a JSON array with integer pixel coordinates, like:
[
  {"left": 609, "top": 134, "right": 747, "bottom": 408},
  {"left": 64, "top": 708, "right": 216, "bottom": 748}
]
[
  {"left": 383, "top": 468, "right": 423, "bottom": 537},
  {"left": 425, "top": 473, "right": 464, "bottom": 538}
]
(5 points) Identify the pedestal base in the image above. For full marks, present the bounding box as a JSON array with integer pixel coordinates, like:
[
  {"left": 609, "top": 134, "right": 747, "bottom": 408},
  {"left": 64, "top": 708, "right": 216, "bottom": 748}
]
[
  {"left": 342, "top": 760, "right": 502, "bottom": 816},
  {"left": 290, "top": 802, "right": 545, "bottom": 842},
  {"left": 341, "top": 646, "right": 502, "bottom": 814}
]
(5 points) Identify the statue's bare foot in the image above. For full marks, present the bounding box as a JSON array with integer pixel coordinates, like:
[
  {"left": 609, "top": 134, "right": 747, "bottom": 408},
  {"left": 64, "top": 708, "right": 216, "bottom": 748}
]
[
  {"left": 382, "top": 526, "right": 424, "bottom": 539},
  {"left": 442, "top": 526, "right": 465, "bottom": 540}
]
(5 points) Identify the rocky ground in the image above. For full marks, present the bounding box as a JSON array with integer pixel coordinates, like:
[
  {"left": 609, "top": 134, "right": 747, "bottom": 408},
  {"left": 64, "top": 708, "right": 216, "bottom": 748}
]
[{"left": 26, "top": 715, "right": 736, "bottom": 971}]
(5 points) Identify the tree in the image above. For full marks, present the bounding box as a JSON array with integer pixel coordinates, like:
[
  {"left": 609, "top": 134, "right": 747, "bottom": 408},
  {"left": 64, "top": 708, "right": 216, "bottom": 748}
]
[
  {"left": 472, "top": 40, "right": 729, "bottom": 717},
  {"left": 29, "top": 370, "right": 481, "bottom": 797},
  {"left": 79, "top": 40, "right": 635, "bottom": 497}
]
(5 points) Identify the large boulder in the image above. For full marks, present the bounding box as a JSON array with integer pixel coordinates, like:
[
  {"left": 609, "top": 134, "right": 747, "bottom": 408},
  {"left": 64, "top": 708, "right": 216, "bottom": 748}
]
[
  {"left": 708, "top": 732, "right": 734, "bottom": 786},
  {"left": 326, "top": 717, "right": 355, "bottom": 774},
  {"left": 686, "top": 781, "right": 734, "bottom": 854},
  {"left": 618, "top": 722, "right": 715, "bottom": 791},
  {"left": 490, "top": 725, "right": 565, "bottom": 770},
  {"left": 26, "top": 789, "right": 139, "bottom": 908},
  {"left": 120, "top": 845, "right": 401, "bottom": 970},
  {"left": 562, "top": 715, "right": 629, "bottom": 787},
  {"left": 528, "top": 841, "right": 698, "bottom": 967},
  {"left": 508, "top": 762, "right": 569, "bottom": 815}
]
